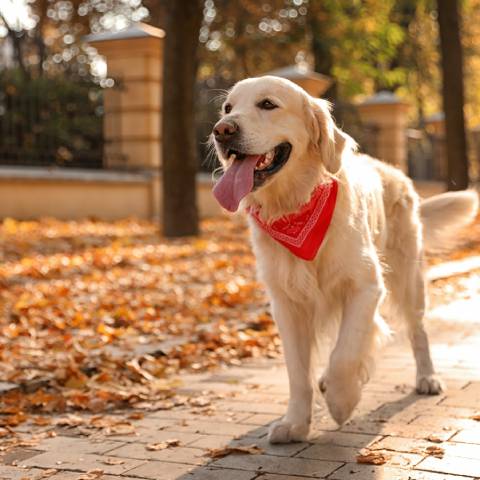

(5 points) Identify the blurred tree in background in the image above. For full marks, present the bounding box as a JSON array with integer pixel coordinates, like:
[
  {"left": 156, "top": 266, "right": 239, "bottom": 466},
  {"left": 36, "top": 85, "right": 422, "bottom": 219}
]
[
  {"left": 437, "top": 0, "right": 469, "bottom": 190},
  {"left": 1, "top": 0, "right": 479, "bottom": 122},
  {"left": 162, "top": 0, "right": 202, "bottom": 237},
  {"left": 0, "top": 0, "right": 479, "bottom": 203}
]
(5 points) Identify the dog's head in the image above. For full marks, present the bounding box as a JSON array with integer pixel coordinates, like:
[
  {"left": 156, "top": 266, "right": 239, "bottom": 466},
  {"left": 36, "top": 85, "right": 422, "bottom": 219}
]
[{"left": 211, "top": 76, "right": 354, "bottom": 215}]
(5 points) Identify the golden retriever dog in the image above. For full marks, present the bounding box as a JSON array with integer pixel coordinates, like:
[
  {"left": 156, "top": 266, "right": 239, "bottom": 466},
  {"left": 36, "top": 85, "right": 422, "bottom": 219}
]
[{"left": 211, "top": 76, "right": 479, "bottom": 444}]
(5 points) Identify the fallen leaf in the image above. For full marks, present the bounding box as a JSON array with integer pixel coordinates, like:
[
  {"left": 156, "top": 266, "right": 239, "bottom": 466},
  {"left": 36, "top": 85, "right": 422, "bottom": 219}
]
[
  {"left": 127, "top": 412, "right": 145, "bottom": 420},
  {"left": 38, "top": 469, "right": 58, "bottom": 478},
  {"left": 55, "top": 414, "right": 85, "bottom": 427},
  {"left": 425, "top": 445, "right": 445, "bottom": 458},
  {"left": 76, "top": 469, "right": 104, "bottom": 480},
  {"left": 206, "top": 444, "right": 264, "bottom": 459},
  {"left": 356, "top": 449, "right": 389, "bottom": 465},
  {"left": 33, "top": 417, "right": 52, "bottom": 426},
  {"left": 146, "top": 439, "right": 181, "bottom": 451},
  {"left": 471, "top": 414, "right": 480, "bottom": 421},
  {"left": 425, "top": 435, "right": 443, "bottom": 443}
]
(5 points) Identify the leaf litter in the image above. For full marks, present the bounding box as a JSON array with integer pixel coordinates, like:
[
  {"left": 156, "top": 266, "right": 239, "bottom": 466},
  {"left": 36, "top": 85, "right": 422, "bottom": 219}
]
[
  {"left": 0, "top": 218, "right": 280, "bottom": 449},
  {"left": 0, "top": 214, "right": 479, "bottom": 455}
]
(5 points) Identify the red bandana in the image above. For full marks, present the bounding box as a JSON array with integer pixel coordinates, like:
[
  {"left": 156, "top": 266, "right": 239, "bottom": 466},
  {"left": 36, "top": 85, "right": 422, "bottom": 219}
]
[{"left": 249, "top": 180, "right": 338, "bottom": 261}]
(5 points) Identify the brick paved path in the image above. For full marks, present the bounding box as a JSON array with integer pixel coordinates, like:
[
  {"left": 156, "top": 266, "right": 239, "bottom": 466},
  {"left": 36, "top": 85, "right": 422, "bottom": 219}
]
[{"left": 2, "top": 296, "right": 480, "bottom": 480}]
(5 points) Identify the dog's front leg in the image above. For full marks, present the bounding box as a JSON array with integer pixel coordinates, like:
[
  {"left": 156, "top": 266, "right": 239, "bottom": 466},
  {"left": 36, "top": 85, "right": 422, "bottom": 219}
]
[
  {"left": 268, "top": 294, "right": 313, "bottom": 444},
  {"left": 323, "top": 273, "right": 387, "bottom": 426}
]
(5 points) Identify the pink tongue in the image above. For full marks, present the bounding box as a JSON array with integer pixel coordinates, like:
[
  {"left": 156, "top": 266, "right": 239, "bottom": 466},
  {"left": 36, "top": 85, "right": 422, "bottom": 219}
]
[{"left": 213, "top": 155, "right": 261, "bottom": 212}]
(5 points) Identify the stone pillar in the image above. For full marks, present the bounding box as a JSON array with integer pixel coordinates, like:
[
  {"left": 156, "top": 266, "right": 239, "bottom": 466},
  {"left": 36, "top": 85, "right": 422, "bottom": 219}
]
[
  {"left": 87, "top": 23, "right": 164, "bottom": 170},
  {"left": 266, "top": 64, "right": 332, "bottom": 98},
  {"left": 357, "top": 91, "right": 410, "bottom": 172}
]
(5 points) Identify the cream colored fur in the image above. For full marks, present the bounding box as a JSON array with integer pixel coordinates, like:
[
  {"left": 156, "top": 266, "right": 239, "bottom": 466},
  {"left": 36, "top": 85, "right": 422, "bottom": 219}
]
[{"left": 213, "top": 76, "right": 479, "bottom": 444}]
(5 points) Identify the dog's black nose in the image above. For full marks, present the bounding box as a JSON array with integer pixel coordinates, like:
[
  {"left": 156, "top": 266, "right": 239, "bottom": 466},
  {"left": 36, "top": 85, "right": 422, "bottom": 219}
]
[{"left": 213, "top": 120, "right": 239, "bottom": 143}]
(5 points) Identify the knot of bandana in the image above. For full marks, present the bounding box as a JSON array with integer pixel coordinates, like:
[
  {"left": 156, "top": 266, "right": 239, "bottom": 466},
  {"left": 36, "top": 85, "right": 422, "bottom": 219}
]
[{"left": 249, "top": 180, "right": 338, "bottom": 261}]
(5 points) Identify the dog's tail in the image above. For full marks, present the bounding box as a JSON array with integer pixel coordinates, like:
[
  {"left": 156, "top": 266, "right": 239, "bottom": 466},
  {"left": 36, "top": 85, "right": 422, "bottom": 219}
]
[{"left": 420, "top": 189, "right": 479, "bottom": 253}]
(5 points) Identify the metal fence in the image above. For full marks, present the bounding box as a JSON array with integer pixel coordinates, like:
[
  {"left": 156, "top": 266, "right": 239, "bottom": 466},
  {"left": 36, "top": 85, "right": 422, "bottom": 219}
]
[{"left": 0, "top": 73, "right": 104, "bottom": 169}]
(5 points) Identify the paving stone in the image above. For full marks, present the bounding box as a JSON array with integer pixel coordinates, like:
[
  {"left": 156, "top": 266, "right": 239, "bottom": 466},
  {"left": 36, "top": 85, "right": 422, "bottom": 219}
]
[
  {"left": 164, "top": 419, "right": 268, "bottom": 438},
  {"left": 463, "top": 381, "right": 480, "bottom": 395},
  {"left": 150, "top": 409, "right": 252, "bottom": 424},
  {"left": 400, "top": 405, "right": 479, "bottom": 421},
  {"left": 214, "top": 400, "right": 287, "bottom": 415},
  {"left": 48, "top": 474, "right": 142, "bottom": 480},
  {"left": 35, "top": 436, "right": 123, "bottom": 455},
  {"left": 1, "top": 448, "right": 43, "bottom": 465},
  {"left": 417, "top": 454, "right": 480, "bottom": 477},
  {"left": 126, "top": 460, "right": 195, "bottom": 479},
  {"left": 211, "top": 453, "right": 342, "bottom": 477},
  {"left": 441, "top": 392, "right": 480, "bottom": 408},
  {"left": 0, "top": 466, "right": 44, "bottom": 480},
  {"left": 256, "top": 476, "right": 324, "bottom": 480},
  {"left": 370, "top": 435, "right": 435, "bottom": 453},
  {"left": 341, "top": 421, "right": 456, "bottom": 441},
  {"left": 21, "top": 451, "right": 145, "bottom": 475},
  {"left": 105, "top": 427, "right": 203, "bottom": 445},
  {"left": 443, "top": 441, "right": 480, "bottom": 459},
  {"left": 296, "top": 444, "right": 358, "bottom": 463},
  {"left": 297, "top": 444, "right": 421, "bottom": 469},
  {"left": 239, "top": 413, "right": 280, "bottom": 426},
  {"left": 176, "top": 466, "right": 257, "bottom": 479},
  {"left": 188, "top": 434, "right": 308, "bottom": 457},
  {"left": 409, "top": 414, "right": 478, "bottom": 430},
  {"left": 179, "top": 434, "right": 237, "bottom": 451},
  {"left": 309, "top": 431, "right": 380, "bottom": 448},
  {"left": 123, "top": 416, "right": 177, "bottom": 430},
  {"left": 329, "top": 463, "right": 473, "bottom": 480},
  {"left": 452, "top": 428, "right": 480, "bottom": 444},
  {"left": 107, "top": 443, "right": 207, "bottom": 465}
]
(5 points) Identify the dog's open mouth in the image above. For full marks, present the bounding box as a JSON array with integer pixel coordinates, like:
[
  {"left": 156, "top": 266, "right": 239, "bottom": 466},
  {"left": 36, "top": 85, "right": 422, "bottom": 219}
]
[{"left": 213, "top": 142, "right": 292, "bottom": 212}]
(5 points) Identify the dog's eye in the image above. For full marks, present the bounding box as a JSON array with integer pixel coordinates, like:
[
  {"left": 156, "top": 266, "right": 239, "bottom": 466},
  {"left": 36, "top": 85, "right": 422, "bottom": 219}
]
[
  {"left": 257, "top": 99, "right": 278, "bottom": 110},
  {"left": 224, "top": 103, "right": 232, "bottom": 114}
]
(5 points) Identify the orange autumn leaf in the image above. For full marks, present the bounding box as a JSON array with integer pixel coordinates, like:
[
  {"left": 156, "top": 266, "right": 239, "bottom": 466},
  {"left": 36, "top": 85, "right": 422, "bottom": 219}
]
[
  {"left": 356, "top": 449, "right": 389, "bottom": 465},
  {"left": 206, "top": 444, "right": 264, "bottom": 459}
]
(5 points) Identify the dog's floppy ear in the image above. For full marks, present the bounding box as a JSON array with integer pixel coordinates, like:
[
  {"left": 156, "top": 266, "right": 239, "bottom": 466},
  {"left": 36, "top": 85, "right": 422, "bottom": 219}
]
[{"left": 305, "top": 97, "right": 354, "bottom": 174}]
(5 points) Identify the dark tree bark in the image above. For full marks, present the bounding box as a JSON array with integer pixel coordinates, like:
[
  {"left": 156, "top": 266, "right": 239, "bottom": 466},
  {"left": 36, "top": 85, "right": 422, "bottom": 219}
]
[
  {"left": 161, "top": 0, "right": 202, "bottom": 237},
  {"left": 307, "top": 8, "right": 336, "bottom": 104},
  {"left": 437, "top": 0, "right": 469, "bottom": 190}
]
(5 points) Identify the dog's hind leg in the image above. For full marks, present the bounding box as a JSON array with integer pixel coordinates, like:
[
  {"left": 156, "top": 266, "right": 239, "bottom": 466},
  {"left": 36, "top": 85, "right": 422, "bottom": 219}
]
[
  {"left": 405, "top": 266, "right": 444, "bottom": 394},
  {"left": 268, "top": 294, "right": 314, "bottom": 443}
]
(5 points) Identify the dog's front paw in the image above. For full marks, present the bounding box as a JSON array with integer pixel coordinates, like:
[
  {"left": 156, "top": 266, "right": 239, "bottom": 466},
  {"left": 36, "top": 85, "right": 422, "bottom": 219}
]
[
  {"left": 268, "top": 420, "right": 309, "bottom": 444},
  {"left": 324, "top": 377, "right": 362, "bottom": 426},
  {"left": 416, "top": 374, "right": 445, "bottom": 395}
]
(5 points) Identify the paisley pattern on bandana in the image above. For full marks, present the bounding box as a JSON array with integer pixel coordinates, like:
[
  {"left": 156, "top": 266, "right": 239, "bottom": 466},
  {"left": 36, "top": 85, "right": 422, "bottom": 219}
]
[{"left": 249, "top": 180, "right": 338, "bottom": 261}]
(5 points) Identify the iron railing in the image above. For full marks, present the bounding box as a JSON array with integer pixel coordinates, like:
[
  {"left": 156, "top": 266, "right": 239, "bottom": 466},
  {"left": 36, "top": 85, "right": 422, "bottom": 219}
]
[{"left": 0, "top": 72, "right": 104, "bottom": 169}]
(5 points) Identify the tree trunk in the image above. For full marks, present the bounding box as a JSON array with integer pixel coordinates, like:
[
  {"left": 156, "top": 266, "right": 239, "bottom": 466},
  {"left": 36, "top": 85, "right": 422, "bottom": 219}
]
[
  {"left": 437, "top": 0, "right": 469, "bottom": 190},
  {"left": 308, "top": 10, "right": 336, "bottom": 103},
  {"left": 161, "top": 0, "right": 202, "bottom": 237}
]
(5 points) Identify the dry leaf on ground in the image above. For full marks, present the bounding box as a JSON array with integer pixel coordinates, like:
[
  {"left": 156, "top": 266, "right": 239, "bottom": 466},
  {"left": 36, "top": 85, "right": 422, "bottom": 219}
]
[
  {"left": 425, "top": 434, "right": 444, "bottom": 443},
  {"left": 76, "top": 469, "right": 104, "bottom": 480},
  {"left": 146, "top": 439, "right": 181, "bottom": 450},
  {"left": 356, "top": 449, "right": 389, "bottom": 465},
  {"left": 425, "top": 445, "right": 445, "bottom": 458},
  {"left": 37, "top": 469, "right": 58, "bottom": 478},
  {"left": 205, "top": 444, "right": 264, "bottom": 459}
]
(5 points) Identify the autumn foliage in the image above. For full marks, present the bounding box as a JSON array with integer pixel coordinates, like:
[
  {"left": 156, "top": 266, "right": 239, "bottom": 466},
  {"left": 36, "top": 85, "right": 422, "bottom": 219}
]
[{"left": 0, "top": 218, "right": 280, "bottom": 427}]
